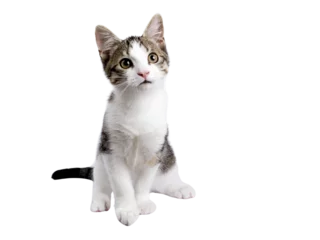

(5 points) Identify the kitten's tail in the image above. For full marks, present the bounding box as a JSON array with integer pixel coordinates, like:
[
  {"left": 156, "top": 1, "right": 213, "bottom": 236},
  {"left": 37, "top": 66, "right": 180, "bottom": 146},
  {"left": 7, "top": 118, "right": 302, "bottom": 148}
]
[{"left": 51, "top": 167, "right": 93, "bottom": 181}]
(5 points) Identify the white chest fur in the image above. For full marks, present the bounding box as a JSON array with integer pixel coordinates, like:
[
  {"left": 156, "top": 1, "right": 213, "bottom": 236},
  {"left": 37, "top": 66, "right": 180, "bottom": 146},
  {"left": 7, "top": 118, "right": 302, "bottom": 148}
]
[{"left": 105, "top": 88, "right": 168, "bottom": 167}]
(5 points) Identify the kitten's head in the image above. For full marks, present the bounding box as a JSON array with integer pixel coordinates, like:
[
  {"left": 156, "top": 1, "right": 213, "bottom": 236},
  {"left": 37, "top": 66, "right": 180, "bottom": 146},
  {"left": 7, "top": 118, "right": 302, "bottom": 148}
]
[{"left": 95, "top": 14, "right": 169, "bottom": 90}]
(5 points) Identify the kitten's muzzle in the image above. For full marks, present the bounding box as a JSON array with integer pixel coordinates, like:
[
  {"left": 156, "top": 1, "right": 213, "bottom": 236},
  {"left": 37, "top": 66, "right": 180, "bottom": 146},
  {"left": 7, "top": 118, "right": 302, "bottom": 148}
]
[{"left": 139, "top": 80, "right": 152, "bottom": 85}]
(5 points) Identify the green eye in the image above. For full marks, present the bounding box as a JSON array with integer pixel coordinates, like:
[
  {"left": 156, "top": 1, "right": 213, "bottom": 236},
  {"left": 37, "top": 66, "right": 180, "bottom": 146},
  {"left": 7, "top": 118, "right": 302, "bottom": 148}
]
[
  {"left": 120, "top": 58, "right": 132, "bottom": 69},
  {"left": 148, "top": 53, "right": 159, "bottom": 63}
]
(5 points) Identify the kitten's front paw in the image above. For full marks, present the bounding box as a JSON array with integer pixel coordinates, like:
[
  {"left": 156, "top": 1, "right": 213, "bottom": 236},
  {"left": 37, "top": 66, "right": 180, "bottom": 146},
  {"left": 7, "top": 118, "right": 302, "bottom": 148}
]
[
  {"left": 166, "top": 184, "right": 196, "bottom": 199},
  {"left": 115, "top": 206, "right": 139, "bottom": 226},
  {"left": 137, "top": 194, "right": 152, "bottom": 216},
  {"left": 90, "top": 194, "right": 111, "bottom": 212}
]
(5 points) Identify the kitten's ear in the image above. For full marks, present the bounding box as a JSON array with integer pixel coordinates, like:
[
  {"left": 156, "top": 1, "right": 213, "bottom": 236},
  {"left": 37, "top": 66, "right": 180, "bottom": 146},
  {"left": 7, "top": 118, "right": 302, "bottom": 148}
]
[
  {"left": 143, "top": 14, "right": 166, "bottom": 50},
  {"left": 95, "top": 25, "right": 120, "bottom": 62}
]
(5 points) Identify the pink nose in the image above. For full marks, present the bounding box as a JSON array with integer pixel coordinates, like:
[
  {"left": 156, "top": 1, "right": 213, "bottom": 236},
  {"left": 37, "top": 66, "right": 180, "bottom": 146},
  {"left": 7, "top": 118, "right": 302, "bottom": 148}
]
[{"left": 137, "top": 71, "right": 150, "bottom": 79}]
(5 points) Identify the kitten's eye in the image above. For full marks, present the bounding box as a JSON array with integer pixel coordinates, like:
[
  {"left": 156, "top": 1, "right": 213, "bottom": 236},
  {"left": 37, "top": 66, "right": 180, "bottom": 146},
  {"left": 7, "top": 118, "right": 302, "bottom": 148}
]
[
  {"left": 148, "top": 53, "right": 158, "bottom": 63},
  {"left": 120, "top": 58, "right": 132, "bottom": 69}
]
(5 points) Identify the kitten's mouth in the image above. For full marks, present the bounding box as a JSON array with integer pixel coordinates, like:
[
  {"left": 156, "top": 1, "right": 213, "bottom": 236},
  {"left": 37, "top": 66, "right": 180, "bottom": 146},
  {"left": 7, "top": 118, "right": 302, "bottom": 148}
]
[{"left": 139, "top": 80, "right": 152, "bottom": 85}]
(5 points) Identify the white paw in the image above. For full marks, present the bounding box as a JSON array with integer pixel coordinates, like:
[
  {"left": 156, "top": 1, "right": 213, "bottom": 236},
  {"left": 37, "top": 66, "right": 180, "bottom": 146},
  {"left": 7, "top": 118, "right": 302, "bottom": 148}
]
[
  {"left": 139, "top": 200, "right": 152, "bottom": 216},
  {"left": 166, "top": 184, "right": 196, "bottom": 199},
  {"left": 137, "top": 194, "right": 152, "bottom": 216},
  {"left": 115, "top": 207, "right": 139, "bottom": 226},
  {"left": 90, "top": 194, "right": 111, "bottom": 212}
]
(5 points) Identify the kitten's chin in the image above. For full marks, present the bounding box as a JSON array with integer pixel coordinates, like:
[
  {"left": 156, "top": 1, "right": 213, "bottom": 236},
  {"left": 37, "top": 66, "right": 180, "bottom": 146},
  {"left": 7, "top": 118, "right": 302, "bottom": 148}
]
[
  {"left": 137, "top": 78, "right": 165, "bottom": 91},
  {"left": 138, "top": 82, "right": 153, "bottom": 91}
]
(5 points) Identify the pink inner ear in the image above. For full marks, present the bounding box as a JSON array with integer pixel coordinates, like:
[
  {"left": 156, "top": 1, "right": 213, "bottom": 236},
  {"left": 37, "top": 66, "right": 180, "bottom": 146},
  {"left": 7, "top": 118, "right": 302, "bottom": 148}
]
[
  {"left": 144, "top": 15, "right": 164, "bottom": 43},
  {"left": 95, "top": 31, "right": 104, "bottom": 51}
]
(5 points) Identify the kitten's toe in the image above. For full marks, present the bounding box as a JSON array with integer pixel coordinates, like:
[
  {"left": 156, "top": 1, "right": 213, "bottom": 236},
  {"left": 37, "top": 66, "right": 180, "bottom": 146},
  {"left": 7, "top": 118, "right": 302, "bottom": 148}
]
[
  {"left": 115, "top": 207, "right": 139, "bottom": 226},
  {"left": 167, "top": 184, "right": 196, "bottom": 199},
  {"left": 139, "top": 201, "right": 152, "bottom": 216},
  {"left": 90, "top": 195, "right": 111, "bottom": 212},
  {"left": 137, "top": 194, "right": 152, "bottom": 216},
  {"left": 180, "top": 185, "right": 196, "bottom": 199}
]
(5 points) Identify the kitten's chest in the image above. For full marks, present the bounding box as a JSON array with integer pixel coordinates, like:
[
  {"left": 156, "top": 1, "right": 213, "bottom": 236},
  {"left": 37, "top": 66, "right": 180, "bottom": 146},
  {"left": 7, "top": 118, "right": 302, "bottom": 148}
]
[
  {"left": 107, "top": 90, "right": 168, "bottom": 166},
  {"left": 109, "top": 90, "right": 167, "bottom": 134},
  {"left": 124, "top": 127, "right": 166, "bottom": 167},
  {"left": 110, "top": 118, "right": 167, "bottom": 168}
]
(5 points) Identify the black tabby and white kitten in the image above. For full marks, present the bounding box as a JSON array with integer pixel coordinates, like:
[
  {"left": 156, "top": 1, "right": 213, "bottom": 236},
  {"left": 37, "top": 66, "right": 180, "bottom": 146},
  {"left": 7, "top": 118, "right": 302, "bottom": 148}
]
[{"left": 52, "top": 14, "right": 195, "bottom": 226}]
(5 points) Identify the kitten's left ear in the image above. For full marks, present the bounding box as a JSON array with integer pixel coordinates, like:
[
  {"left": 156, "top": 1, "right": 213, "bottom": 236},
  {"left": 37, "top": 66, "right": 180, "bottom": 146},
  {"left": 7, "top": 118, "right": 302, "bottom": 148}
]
[
  {"left": 143, "top": 14, "right": 167, "bottom": 52},
  {"left": 95, "top": 25, "right": 121, "bottom": 64}
]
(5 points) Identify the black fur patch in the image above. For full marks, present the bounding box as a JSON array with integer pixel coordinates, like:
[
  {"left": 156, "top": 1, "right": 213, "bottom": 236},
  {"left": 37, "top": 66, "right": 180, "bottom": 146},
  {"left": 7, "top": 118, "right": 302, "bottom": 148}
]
[
  {"left": 108, "top": 92, "right": 114, "bottom": 102},
  {"left": 48, "top": 167, "right": 93, "bottom": 183},
  {"left": 98, "top": 130, "right": 112, "bottom": 154},
  {"left": 158, "top": 129, "right": 176, "bottom": 173},
  {"left": 79, "top": 167, "right": 92, "bottom": 179},
  {"left": 126, "top": 36, "right": 141, "bottom": 44}
]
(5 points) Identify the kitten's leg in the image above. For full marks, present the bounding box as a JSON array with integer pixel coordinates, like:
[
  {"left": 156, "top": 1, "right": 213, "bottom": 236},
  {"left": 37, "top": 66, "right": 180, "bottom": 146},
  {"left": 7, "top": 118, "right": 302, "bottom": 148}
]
[
  {"left": 135, "top": 164, "right": 159, "bottom": 215},
  {"left": 90, "top": 154, "right": 112, "bottom": 212},
  {"left": 153, "top": 135, "right": 195, "bottom": 199},
  {"left": 152, "top": 164, "right": 196, "bottom": 199},
  {"left": 105, "top": 154, "right": 139, "bottom": 226}
]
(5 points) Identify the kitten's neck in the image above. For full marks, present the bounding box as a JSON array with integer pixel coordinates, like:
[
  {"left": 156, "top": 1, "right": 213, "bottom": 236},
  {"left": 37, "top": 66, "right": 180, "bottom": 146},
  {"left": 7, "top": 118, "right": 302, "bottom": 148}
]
[
  {"left": 113, "top": 78, "right": 167, "bottom": 103},
  {"left": 112, "top": 88, "right": 166, "bottom": 112}
]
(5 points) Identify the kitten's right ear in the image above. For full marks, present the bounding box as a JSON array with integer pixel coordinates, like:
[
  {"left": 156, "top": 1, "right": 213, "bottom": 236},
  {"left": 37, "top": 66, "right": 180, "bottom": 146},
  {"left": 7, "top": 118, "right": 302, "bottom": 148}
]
[{"left": 95, "top": 25, "right": 120, "bottom": 63}]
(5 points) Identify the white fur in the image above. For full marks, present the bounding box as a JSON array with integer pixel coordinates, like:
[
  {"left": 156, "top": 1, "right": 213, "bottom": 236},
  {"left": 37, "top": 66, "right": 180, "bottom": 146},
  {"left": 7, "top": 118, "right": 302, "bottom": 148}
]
[{"left": 91, "top": 42, "right": 195, "bottom": 226}]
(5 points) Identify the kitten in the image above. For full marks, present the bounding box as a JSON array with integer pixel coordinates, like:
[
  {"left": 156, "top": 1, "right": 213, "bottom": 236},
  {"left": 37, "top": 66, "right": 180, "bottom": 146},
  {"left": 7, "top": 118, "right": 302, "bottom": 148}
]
[{"left": 52, "top": 14, "right": 195, "bottom": 226}]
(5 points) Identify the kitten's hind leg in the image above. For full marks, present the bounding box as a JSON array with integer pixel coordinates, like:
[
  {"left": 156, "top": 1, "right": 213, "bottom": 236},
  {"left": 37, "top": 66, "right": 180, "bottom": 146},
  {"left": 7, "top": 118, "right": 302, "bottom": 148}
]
[
  {"left": 151, "top": 164, "right": 195, "bottom": 199},
  {"left": 90, "top": 154, "right": 112, "bottom": 212}
]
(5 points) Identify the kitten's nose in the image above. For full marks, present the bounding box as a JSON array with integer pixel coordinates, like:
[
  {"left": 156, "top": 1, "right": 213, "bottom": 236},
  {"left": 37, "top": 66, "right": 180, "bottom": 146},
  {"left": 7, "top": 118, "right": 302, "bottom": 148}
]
[{"left": 137, "top": 71, "right": 150, "bottom": 80}]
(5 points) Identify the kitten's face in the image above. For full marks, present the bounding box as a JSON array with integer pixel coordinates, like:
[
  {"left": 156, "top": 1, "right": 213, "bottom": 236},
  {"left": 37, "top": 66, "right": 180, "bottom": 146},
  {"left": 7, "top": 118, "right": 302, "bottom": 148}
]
[
  {"left": 95, "top": 14, "right": 169, "bottom": 90},
  {"left": 105, "top": 36, "right": 169, "bottom": 89}
]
